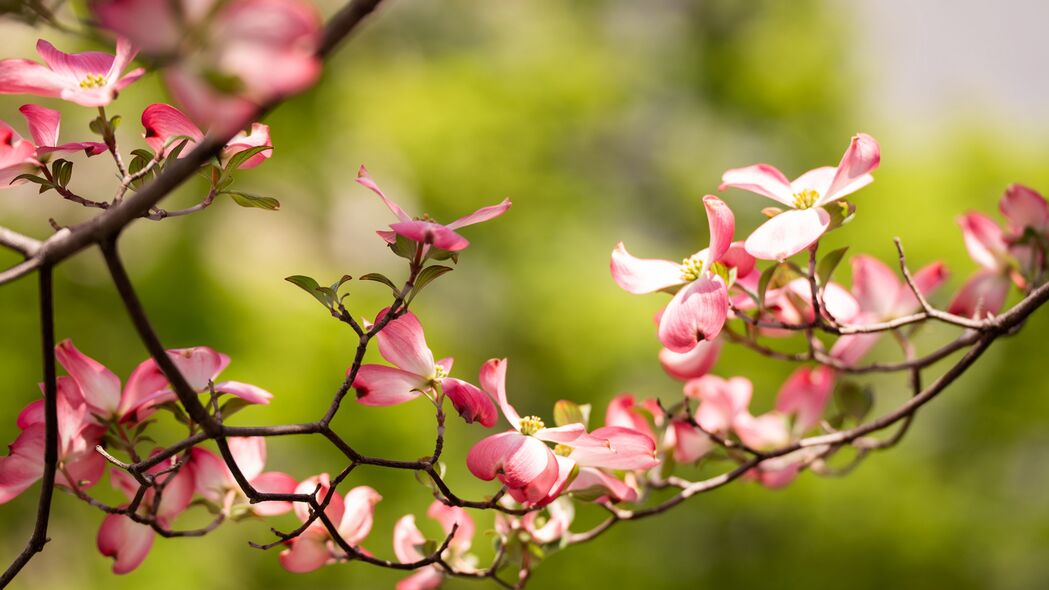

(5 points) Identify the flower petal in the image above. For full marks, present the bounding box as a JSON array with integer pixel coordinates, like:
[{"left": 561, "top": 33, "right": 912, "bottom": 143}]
[
  {"left": 893, "top": 261, "right": 948, "bottom": 314},
  {"left": 374, "top": 309, "right": 436, "bottom": 377},
  {"left": 687, "top": 375, "right": 753, "bottom": 434},
  {"left": 775, "top": 365, "right": 835, "bottom": 433},
  {"left": 250, "top": 472, "right": 299, "bottom": 516},
  {"left": 221, "top": 123, "right": 272, "bottom": 169},
  {"left": 604, "top": 394, "right": 656, "bottom": 444},
  {"left": 1000, "top": 183, "right": 1049, "bottom": 233},
  {"left": 567, "top": 466, "right": 638, "bottom": 503},
  {"left": 959, "top": 212, "right": 1009, "bottom": 271},
  {"left": 18, "top": 104, "right": 59, "bottom": 147},
  {"left": 703, "top": 195, "right": 735, "bottom": 267},
  {"left": 828, "top": 330, "right": 881, "bottom": 367},
  {"left": 719, "top": 163, "right": 795, "bottom": 206},
  {"left": 397, "top": 567, "right": 444, "bottom": 590},
  {"left": 658, "top": 338, "right": 721, "bottom": 382},
  {"left": 610, "top": 242, "right": 683, "bottom": 294},
  {"left": 733, "top": 412, "right": 791, "bottom": 450},
  {"left": 0, "top": 59, "right": 65, "bottom": 98},
  {"left": 744, "top": 208, "right": 830, "bottom": 262},
  {"left": 339, "top": 486, "right": 381, "bottom": 545},
  {"left": 37, "top": 39, "right": 113, "bottom": 81},
  {"left": 569, "top": 426, "right": 659, "bottom": 471},
  {"left": 279, "top": 533, "right": 331, "bottom": 573},
  {"left": 669, "top": 419, "right": 713, "bottom": 463},
  {"left": 0, "top": 425, "right": 45, "bottom": 503},
  {"left": 427, "top": 500, "right": 474, "bottom": 554},
  {"left": 948, "top": 270, "right": 1011, "bottom": 318},
  {"left": 657, "top": 277, "right": 728, "bottom": 353},
  {"left": 393, "top": 514, "right": 426, "bottom": 563},
  {"left": 213, "top": 380, "right": 273, "bottom": 405},
  {"left": 97, "top": 513, "right": 155, "bottom": 574},
  {"left": 441, "top": 378, "right": 498, "bottom": 427},
  {"left": 466, "top": 431, "right": 559, "bottom": 504},
  {"left": 446, "top": 198, "right": 512, "bottom": 230},
  {"left": 55, "top": 340, "right": 122, "bottom": 417},
  {"left": 850, "top": 255, "right": 901, "bottom": 318},
  {"left": 140, "top": 103, "right": 203, "bottom": 155},
  {"left": 228, "top": 437, "right": 266, "bottom": 482},
  {"left": 480, "top": 358, "right": 520, "bottom": 430},
  {"left": 819, "top": 133, "right": 881, "bottom": 204},
  {"left": 356, "top": 165, "right": 411, "bottom": 222},
  {"left": 390, "top": 220, "right": 470, "bottom": 251},
  {"left": 166, "top": 347, "right": 230, "bottom": 392},
  {"left": 353, "top": 365, "right": 428, "bottom": 406}
]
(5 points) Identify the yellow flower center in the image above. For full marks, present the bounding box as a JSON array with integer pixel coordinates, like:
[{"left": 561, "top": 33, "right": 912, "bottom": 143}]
[
  {"left": 680, "top": 254, "right": 704, "bottom": 282},
  {"left": 79, "top": 74, "right": 107, "bottom": 89},
  {"left": 792, "top": 188, "right": 819, "bottom": 209},
  {"left": 519, "top": 415, "right": 545, "bottom": 435},
  {"left": 433, "top": 365, "right": 449, "bottom": 380},
  {"left": 554, "top": 444, "right": 573, "bottom": 457}
]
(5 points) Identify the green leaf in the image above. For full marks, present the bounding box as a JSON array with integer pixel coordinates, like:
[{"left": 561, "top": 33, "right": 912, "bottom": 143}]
[
  {"left": 131, "top": 149, "right": 154, "bottom": 160},
  {"left": 156, "top": 401, "right": 190, "bottom": 425},
  {"left": 408, "top": 265, "right": 453, "bottom": 302},
  {"left": 12, "top": 173, "right": 48, "bottom": 186},
  {"left": 835, "top": 381, "right": 874, "bottom": 422},
  {"left": 108, "top": 115, "right": 121, "bottom": 129},
  {"left": 757, "top": 263, "right": 781, "bottom": 309},
  {"left": 359, "top": 272, "right": 398, "bottom": 295},
  {"left": 285, "top": 275, "right": 333, "bottom": 308},
  {"left": 52, "top": 159, "right": 72, "bottom": 187},
  {"left": 553, "top": 400, "right": 586, "bottom": 427},
  {"left": 816, "top": 247, "right": 849, "bottom": 287},
  {"left": 218, "top": 397, "right": 253, "bottom": 419},
  {"left": 223, "top": 191, "right": 280, "bottom": 211},
  {"left": 88, "top": 116, "right": 106, "bottom": 136},
  {"left": 426, "top": 247, "right": 457, "bottom": 261},
  {"left": 825, "top": 200, "right": 857, "bottom": 231},
  {"left": 329, "top": 275, "right": 353, "bottom": 299},
  {"left": 218, "top": 145, "right": 272, "bottom": 185},
  {"left": 389, "top": 234, "right": 417, "bottom": 260}
]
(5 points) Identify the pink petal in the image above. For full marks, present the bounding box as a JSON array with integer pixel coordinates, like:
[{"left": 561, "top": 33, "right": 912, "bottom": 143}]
[
  {"left": 97, "top": 513, "right": 156, "bottom": 574},
  {"left": 569, "top": 426, "right": 659, "bottom": 471},
  {"left": 107, "top": 37, "right": 139, "bottom": 83},
  {"left": 719, "top": 163, "right": 795, "bottom": 206},
  {"left": 610, "top": 242, "right": 683, "bottom": 294},
  {"left": 374, "top": 309, "right": 436, "bottom": 377},
  {"left": 1000, "top": 183, "right": 1049, "bottom": 233},
  {"left": 567, "top": 467, "right": 638, "bottom": 503},
  {"left": 446, "top": 198, "right": 512, "bottom": 230},
  {"left": 55, "top": 340, "right": 122, "bottom": 417},
  {"left": 893, "top": 261, "right": 949, "bottom": 314},
  {"left": 37, "top": 142, "right": 108, "bottom": 157},
  {"left": 524, "top": 497, "right": 575, "bottom": 544},
  {"left": 18, "top": 104, "right": 59, "bottom": 147},
  {"left": 213, "top": 380, "right": 273, "bottom": 405},
  {"left": 118, "top": 357, "right": 170, "bottom": 422},
  {"left": 790, "top": 166, "right": 837, "bottom": 196},
  {"left": 480, "top": 358, "right": 521, "bottom": 430},
  {"left": 0, "top": 425, "right": 45, "bottom": 503},
  {"left": 390, "top": 220, "right": 470, "bottom": 252},
  {"left": 850, "top": 255, "right": 901, "bottom": 318},
  {"left": 221, "top": 123, "right": 272, "bottom": 169},
  {"left": 828, "top": 330, "right": 881, "bottom": 367},
  {"left": 604, "top": 394, "right": 656, "bottom": 444},
  {"left": 59, "top": 450, "right": 106, "bottom": 491},
  {"left": 687, "top": 375, "right": 753, "bottom": 434},
  {"left": 228, "top": 437, "right": 266, "bottom": 482},
  {"left": 948, "top": 270, "right": 1011, "bottom": 318},
  {"left": 820, "top": 133, "right": 881, "bottom": 204},
  {"left": 532, "top": 423, "right": 591, "bottom": 446},
  {"left": 784, "top": 278, "right": 861, "bottom": 323},
  {"left": 744, "top": 208, "right": 830, "bottom": 261},
  {"left": 250, "top": 472, "right": 299, "bottom": 516},
  {"left": 0, "top": 59, "right": 65, "bottom": 98},
  {"left": 140, "top": 103, "right": 203, "bottom": 155},
  {"left": 670, "top": 419, "right": 713, "bottom": 463},
  {"left": 959, "top": 212, "right": 1009, "bottom": 271},
  {"left": 721, "top": 241, "right": 757, "bottom": 278},
  {"left": 154, "top": 460, "right": 195, "bottom": 522},
  {"left": 189, "top": 447, "right": 231, "bottom": 504},
  {"left": 165, "top": 347, "right": 230, "bottom": 392},
  {"left": 397, "top": 567, "right": 444, "bottom": 590},
  {"left": 441, "top": 378, "right": 498, "bottom": 427},
  {"left": 657, "top": 277, "right": 729, "bottom": 353},
  {"left": 339, "top": 486, "right": 381, "bottom": 545},
  {"left": 162, "top": 66, "right": 257, "bottom": 134},
  {"left": 353, "top": 365, "right": 429, "bottom": 406},
  {"left": 279, "top": 533, "right": 330, "bottom": 573},
  {"left": 466, "top": 431, "right": 559, "bottom": 504},
  {"left": 775, "top": 365, "right": 835, "bottom": 432},
  {"left": 90, "top": 0, "right": 183, "bottom": 55},
  {"left": 427, "top": 500, "right": 474, "bottom": 554},
  {"left": 515, "top": 454, "right": 574, "bottom": 508},
  {"left": 658, "top": 338, "right": 721, "bottom": 381},
  {"left": 294, "top": 474, "right": 345, "bottom": 531},
  {"left": 36, "top": 39, "right": 113, "bottom": 81},
  {"left": 733, "top": 412, "right": 791, "bottom": 450},
  {"left": 356, "top": 165, "right": 411, "bottom": 222},
  {"left": 393, "top": 514, "right": 426, "bottom": 563},
  {"left": 702, "top": 195, "right": 735, "bottom": 267}
]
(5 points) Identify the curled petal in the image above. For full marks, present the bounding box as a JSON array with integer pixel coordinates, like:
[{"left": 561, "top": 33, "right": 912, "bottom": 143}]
[
  {"left": 97, "top": 513, "right": 156, "bottom": 574},
  {"left": 221, "top": 123, "right": 272, "bottom": 169},
  {"left": 721, "top": 241, "right": 757, "bottom": 278},
  {"left": 140, "top": 103, "right": 203, "bottom": 155},
  {"left": 446, "top": 198, "right": 512, "bottom": 230},
  {"left": 687, "top": 375, "right": 752, "bottom": 434},
  {"left": 18, "top": 104, "right": 59, "bottom": 147},
  {"left": 390, "top": 220, "right": 470, "bottom": 252},
  {"left": 339, "top": 486, "right": 382, "bottom": 545},
  {"left": 569, "top": 426, "right": 658, "bottom": 471},
  {"left": 850, "top": 255, "right": 901, "bottom": 318},
  {"left": 948, "top": 270, "right": 1011, "bottom": 318},
  {"left": 356, "top": 165, "right": 411, "bottom": 222},
  {"left": 353, "top": 365, "right": 429, "bottom": 406},
  {"left": 393, "top": 514, "right": 426, "bottom": 563},
  {"left": 657, "top": 277, "right": 728, "bottom": 353},
  {"left": 610, "top": 242, "right": 683, "bottom": 294},
  {"left": 250, "top": 472, "right": 298, "bottom": 516},
  {"left": 441, "top": 378, "right": 498, "bottom": 427},
  {"left": 466, "top": 431, "right": 559, "bottom": 504},
  {"left": 604, "top": 394, "right": 656, "bottom": 444},
  {"left": 567, "top": 467, "right": 638, "bottom": 503},
  {"left": 775, "top": 366, "right": 835, "bottom": 432},
  {"left": 959, "top": 212, "right": 1009, "bottom": 271},
  {"left": 374, "top": 309, "right": 436, "bottom": 377},
  {"left": 427, "top": 500, "right": 474, "bottom": 554},
  {"left": 658, "top": 338, "right": 721, "bottom": 381},
  {"left": 702, "top": 195, "right": 735, "bottom": 267},
  {"left": 744, "top": 208, "right": 830, "bottom": 262},
  {"left": 118, "top": 357, "right": 170, "bottom": 422},
  {"left": 480, "top": 358, "right": 520, "bottom": 430},
  {"left": 279, "top": 532, "right": 331, "bottom": 574},
  {"left": 533, "top": 423, "right": 592, "bottom": 446},
  {"left": 820, "top": 133, "right": 880, "bottom": 204},
  {"left": 1000, "top": 183, "right": 1049, "bottom": 233},
  {"left": 55, "top": 340, "right": 122, "bottom": 417},
  {"left": 212, "top": 380, "right": 273, "bottom": 405},
  {"left": 719, "top": 163, "right": 794, "bottom": 206}
]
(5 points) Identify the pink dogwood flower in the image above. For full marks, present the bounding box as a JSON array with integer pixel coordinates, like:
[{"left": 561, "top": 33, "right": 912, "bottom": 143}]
[
  {"left": 466, "top": 359, "right": 658, "bottom": 506},
  {"left": 393, "top": 501, "right": 477, "bottom": 590},
  {"left": 831, "top": 255, "right": 948, "bottom": 365},
  {"left": 188, "top": 437, "right": 297, "bottom": 517},
  {"left": 279, "top": 477, "right": 382, "bottom": 573},
  {"left": 353, "top": 309, "right": 498, "bottom": 427},
  {"left": 97, "top": 454, "right": 195, "bottom": 573},
  {"left": 0, "top": 122, "right": 39, "bottom": 188},
  {"left": 659, "top": 338, "right": 721, "bottom": 381},
  {"left": 357, "top": 166, "right": 512, "bottom": 253},
  {"left": 612, "top": 195, "right": 746, "bottom": 352},
  {"left": 18, "top": 104, "right": 107, "bottom": 157},
  {"left": 141, "top": 103, "right": 272, "bottom": 168},
  {"left": 0, "top": 38, "right": 144, "bottom": 107},
  {"left": 948, "top": 207, "right": 1030, "bottom": 318},
  {"left": 720, "top": 133, "right": 881, "bottom": 261}
]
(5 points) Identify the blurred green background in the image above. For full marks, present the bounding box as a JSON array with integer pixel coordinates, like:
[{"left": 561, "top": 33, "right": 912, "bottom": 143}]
[{"left": 2, "top": 0, "right": 1049, "bottom": 588}]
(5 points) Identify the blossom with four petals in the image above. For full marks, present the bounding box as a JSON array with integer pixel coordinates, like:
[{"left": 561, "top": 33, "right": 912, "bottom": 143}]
[
  {"left": 188, "top": 437, "right": 297, "bottom": 517},
  {"left": 279, "top": 476, "right": 382, "bottom": 573},
  {"left": 0, "top": 38, "right": 143, "bottom": 107}
]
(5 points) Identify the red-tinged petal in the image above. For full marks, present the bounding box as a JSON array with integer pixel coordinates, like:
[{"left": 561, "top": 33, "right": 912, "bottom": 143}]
[
  {"left": 353, "top": 365, "right": 428, "bottom": 406},
  {"left": 294, "top": 475, "right": 345, "bottom": 531},
  {"left": 466, "top": 431, "right": 559, "bottom": 503},
  {"left": 391, "top": 220, "right": 470, "bottom": 251},
  {"left": 55, "top": 340, "right": 122, "bottom": 417},
  {"left": 427, "top": 500, "right": 474, "bottom": 554},
  {"left": 59, "top": 450, "right": 106, "bottom": 491},
  {"left": 0, "top": 59, "right": 66, "bottom": 97},
  {"left": 393, "top": 514, "right": 426, "bottom": 563},
  {"left": 744, "top": 208, "right": 830, "bottom": 262},
  {"left": 820, "top": 133, "right": 880, "bottom": 204},
  {"left": 670, "top": 419, "right": 713, "bottom": 464},
  {"left": 703, "top": 195, "right": 735, "bottom": 266},
  {"left": 775, "top": 366, "right": 835, "bottom": 433},
  {"left": 250, "top": 472, "right": 298, "bottom": 516},
  {"left": 90, "top": 0, "right": 183, "bottom": 55},
  {"left": 567, "top": 466, "right": 638, "bottom": 503},
  {"left": 519, "top": 454, "right": 574, "bottom": 508},
  {"left": 959, "top": 212, "right": 1009, "bottom": 271},
  {"left": 784, "top": 278, "right": 860, "bottom": 323},
  {"left": 828, "top": 331, "right": 881, "bottom": 367},
  {"left": 377, "top": 229, "right": 397, "bottom": 245},
  {"left": 166, "top": 347, "right": 229, "bottom": 392},
  {"left": 110, "top": 469, "right": 140, "bottom": 502},
  {"left": 339, "top": 486, "right": 382, "bottom": 545},
  {"left": 107, "top": 37, "right": 139, "bottom": 83},
  {"left": 97, "top": 513, "right": 155, "bottom": 574},
  {"left": 213, "top": 380, "right": 273, "bottom": 405},
  {"left": 719, "top": 163, "right": 795, "bottom": 206},
  {"left": 162, "top": 66, "right": 257, "bottom": 134},
  {"left": 570, "top": 426, "right": 658, "bottom": 471},
  {"left": 446, "top": 198, "right": 512, "bottom": 230},
  {"left": 659, "top": 338, "right": 721, "bottom": 382},
  {"left": 18, "top": 104, "right": 59, "bottom": 147},
  {"left": 734, "top": 412, "right": 791, "bottom": 450},
  {"left": 397, "top": 567, "right": 444, "bottom": 590},
  {"left": 754, "top": 463, "right": 801, "bottom": 489},
  {"left": 141, "top": 103, "right": 203, "bottom": 155},
  {"left": 533, "top": 423, "right": 593, "bottom": 446},
  {"left": 37, "top": 39, "right": 113, "bottom": 82},
  {"left": 687, "top": 375, "right": 753, "bottom": 434},
  {"left": 721, "top": 241, "right": 756, "bottom": 278},
  {"left": 893, "top": 261, "right": 949, "bottom": 314},
  {"left": 480, "top": 358, "right": 520, "bottom": 430},
  {"left": 604, "top": 394, "right": 656, "bottom": 444},
  {"left": 948, "top": 270, "right": 1011, "bottom": 318},
  {"left": 16, "top": 400, "right": 44, "bottom": 429},
  {"left": 610, "top": 242, "right": 683, "bottom": 294},
  {"left": 374, "top": 309, "right": 436, "bottom": 377},
  {"left": 356, "top": 165, "right": 411, "bottom": 222},
  {"left": 0, "top": 425, "right": 45, "bottom": 503},
  {"left": 442, "top": 378, "right": 498, "bottom": 427},
  {"left": 657, "top": 277, "right": 728, "bottom": 353},
  {"left": 1001, "top": 183, "right": 1049, "bottom": 233},
  {"left": 189, "top": 447, "right": 230, "bottom": 504},
  {"left": 850, "top": 255, "right": 901, "bottom": 318},
  {"left": 38, "top": 141, "right": 108, "bottom": 157},
  {"left": 279, "top": 533, "right": 330, "bottom": 573},
  {"left": 155, "top": 460, "right": 194, "bottom": 522},
  {"left": 228, "top": 437, "right": 266, "bottom": 482},
  {"left": 118, "top": 357, "right": 170, "bottom": 422},
  {"left": 221, "top": 123, "right": 272, "bottom": 169}
]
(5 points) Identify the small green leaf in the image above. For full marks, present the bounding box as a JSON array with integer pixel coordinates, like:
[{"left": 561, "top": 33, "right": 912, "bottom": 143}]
[
  {"left": 218, "top": 397, "right": 253, "bottom": 419},
  {"left": 108, "top": 115, "right": 122, "bottom": 129},
  {"left": 427, "top": 247, "right": 457, "bottom": 261},
  {"left": 408, "top": 265, "right": 453, "bottom": 302},
  {"left": 131, "top": 149, "right": 154, "bottom": 160},
  {"left": 816, "top": 247, "right": 849, "bottom": 287},
  {"left": 359, "top": 273, "right": 398, "bottom": 295},
  {"left": 223, "top": 191, "right": 280, "bottom": 210},
  {"left": 285, "top": 275, "right": 333, "bottom": 308},
  {"left": 12, "top": 173, "right": 49, "bottom": 186},
  {"left": 757, "top": 263, "right": 781, "bottom": 309},
  {"left": 825, "top": 200, "right": 857, "bottom": 231},
  {"left": 553, "top": 400, "right": 586, "bottom": 427},
  {"left": 218, "top": 145, "right": 272, "bottom": 184},
  {"left": 389, "top": 234, "right": 417, "bottom": 260},
  {"left": 835, "top": 381, "right": 874, "bottom": 422},
  {"left": 88, "top": 116, "right": 106, "bottom": 136}
]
